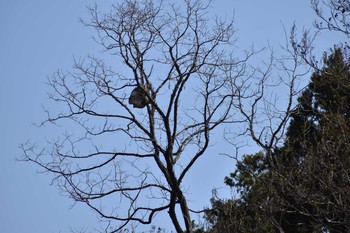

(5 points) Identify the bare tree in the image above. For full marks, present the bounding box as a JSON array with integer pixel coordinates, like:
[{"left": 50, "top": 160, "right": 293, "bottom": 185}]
[
  {"left": 289, "top": 0, "right": 350, "bottom": 71},
  {"left": 21, "top": 0, "right": 251, "bottom": 232},
  {"left": 312, "top": 0, "right": 350, "bottom": 37},
  {"left": 231, "top": 39, "right": 312, "bottom": 232},
  {"left": 232, "top": 44, "right": 311, "bottom": 168}
]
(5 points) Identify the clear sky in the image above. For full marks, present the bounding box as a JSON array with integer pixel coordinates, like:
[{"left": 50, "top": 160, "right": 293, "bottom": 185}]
[{"left": 0, "top": 1, "right": 345, "bottom": 232}]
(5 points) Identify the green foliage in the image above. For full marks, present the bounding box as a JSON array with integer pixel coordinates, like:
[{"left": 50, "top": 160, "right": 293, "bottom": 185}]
[
  {"left": 224, "top": 152, "right": 267, "bottom": 197},
  {"left": 202, "top": 48, "right": 350, "bottom": 232}
]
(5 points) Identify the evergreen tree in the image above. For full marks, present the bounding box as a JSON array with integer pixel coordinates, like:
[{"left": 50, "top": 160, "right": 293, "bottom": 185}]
[{"left": 203, "top": 48, "right": 350, "bottom": 232}]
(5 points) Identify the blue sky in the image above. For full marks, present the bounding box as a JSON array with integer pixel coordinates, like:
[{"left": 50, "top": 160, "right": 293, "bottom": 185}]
[{"left": 0, "top": 1, "right": 345, "bottom": 232}]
